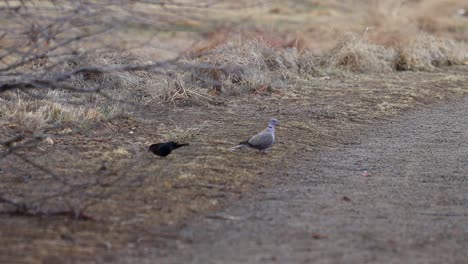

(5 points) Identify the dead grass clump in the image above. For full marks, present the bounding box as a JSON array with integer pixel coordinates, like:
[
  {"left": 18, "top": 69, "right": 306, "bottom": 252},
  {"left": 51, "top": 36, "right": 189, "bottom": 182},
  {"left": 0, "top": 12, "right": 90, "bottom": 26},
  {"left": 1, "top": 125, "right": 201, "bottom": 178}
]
[
  {"left": 370, "top": 30, "right": 467, "bottom": 70},
  {"left": 328, "top": 31, "right": 467, "bottom": 73},
  {"left": 62, "top": 51, "right": 157, "bottom": 102},
  {"left": 0, "top": 90, "right": 120, "bottom": 131},
  {"left": 60, "top": 51, "right": 222, "bottom": 105},
  {"left": 327, "top": 34, "right": 396, "bottom": 73},
  {"left": 7, "top": 44, "right": 321, "bottom": 111},
  {"left": 150, "top": 71, "right": 222, "bottom": 105},
  {"left": 397, "top": 34, "right": 466, "bottom": 70},
  {"left": 349, "top": 0, "right": 468, "bottom": 71},
  {"left": 190, "top": 40, "right": 321, "bottom": 95}
]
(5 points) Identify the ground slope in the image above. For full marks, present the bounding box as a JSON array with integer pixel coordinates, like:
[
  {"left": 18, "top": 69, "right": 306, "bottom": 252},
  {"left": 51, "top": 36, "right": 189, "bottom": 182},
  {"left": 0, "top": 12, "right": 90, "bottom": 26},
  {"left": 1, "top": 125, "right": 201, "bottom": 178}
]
[
  {"left": 2, "top": 67, "right": 468, "bottom": 263},
  {"left": 130, "top": 97, "right": 468, "bottom": 264}
]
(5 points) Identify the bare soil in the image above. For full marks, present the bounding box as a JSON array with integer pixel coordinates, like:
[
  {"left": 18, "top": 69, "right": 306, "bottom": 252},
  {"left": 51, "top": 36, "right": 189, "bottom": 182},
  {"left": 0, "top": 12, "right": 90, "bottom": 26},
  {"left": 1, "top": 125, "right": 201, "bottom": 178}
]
[
  {"left": 125, "top": 91, "right": 468, "bottom": 264},
  {"left": 1, "top": 67, "right": 468, "bottom": 263}
]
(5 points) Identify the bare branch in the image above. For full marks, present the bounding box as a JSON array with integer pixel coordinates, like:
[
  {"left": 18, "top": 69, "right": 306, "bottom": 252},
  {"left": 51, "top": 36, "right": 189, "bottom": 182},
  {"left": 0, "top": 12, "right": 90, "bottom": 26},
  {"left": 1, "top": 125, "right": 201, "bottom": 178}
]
[{"left": 0, "top": 0, "right": 241, "bottom": 222}]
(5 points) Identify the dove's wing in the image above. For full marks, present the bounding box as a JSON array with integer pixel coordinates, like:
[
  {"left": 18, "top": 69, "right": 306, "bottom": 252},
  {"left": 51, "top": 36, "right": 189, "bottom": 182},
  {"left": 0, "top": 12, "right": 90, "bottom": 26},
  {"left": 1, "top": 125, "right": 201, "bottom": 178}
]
[
  {"left": 229, "top": 119, "right": 277, "bottom": 151},
  {"left": 248, "top": 129, "right": 274, "bottom": 150}
]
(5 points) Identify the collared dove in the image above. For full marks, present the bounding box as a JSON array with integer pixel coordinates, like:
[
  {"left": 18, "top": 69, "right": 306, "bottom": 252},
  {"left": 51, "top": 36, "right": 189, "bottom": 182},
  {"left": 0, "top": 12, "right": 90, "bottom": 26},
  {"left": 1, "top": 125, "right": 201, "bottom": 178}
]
[
  {"left": 230, "top": 118, "right": 279, "bottom": 152},
  {"left": 148, "top": 141, "right": 189, "bottom": 157}
]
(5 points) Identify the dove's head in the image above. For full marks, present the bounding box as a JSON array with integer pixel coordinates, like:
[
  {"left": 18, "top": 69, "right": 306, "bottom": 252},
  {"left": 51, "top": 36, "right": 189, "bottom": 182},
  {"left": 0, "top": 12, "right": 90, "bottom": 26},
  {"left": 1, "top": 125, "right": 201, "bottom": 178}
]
[{"left": 268, "top": 118, "right": 279, "bottom": 128}]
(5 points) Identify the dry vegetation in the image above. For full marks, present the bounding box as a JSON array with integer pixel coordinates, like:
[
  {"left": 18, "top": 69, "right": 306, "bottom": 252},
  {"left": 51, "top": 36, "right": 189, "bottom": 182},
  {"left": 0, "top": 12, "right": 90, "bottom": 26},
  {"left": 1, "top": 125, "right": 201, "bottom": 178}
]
[{"left": 1, "top": 0, "right": 468, "bottom": 262}]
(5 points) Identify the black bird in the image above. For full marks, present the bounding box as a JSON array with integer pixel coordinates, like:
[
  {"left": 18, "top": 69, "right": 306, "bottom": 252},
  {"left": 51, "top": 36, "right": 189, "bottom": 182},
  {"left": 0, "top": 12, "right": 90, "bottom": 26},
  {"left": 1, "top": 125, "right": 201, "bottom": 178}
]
[{"left": 148, "top": 141, "right": 189, "bottom": 157}]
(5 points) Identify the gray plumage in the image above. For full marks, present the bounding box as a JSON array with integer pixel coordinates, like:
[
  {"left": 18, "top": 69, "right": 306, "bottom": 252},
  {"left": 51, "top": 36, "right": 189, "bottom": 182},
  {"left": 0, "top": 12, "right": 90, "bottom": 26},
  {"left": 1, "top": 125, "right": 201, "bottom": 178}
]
[{"left": 230, "top": 118, "right": 279, "bottom": 152}]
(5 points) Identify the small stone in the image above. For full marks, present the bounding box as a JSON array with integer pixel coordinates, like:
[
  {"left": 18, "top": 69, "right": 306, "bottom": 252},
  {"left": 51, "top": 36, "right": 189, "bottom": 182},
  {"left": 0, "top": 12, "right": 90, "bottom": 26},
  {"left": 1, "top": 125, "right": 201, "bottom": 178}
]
[
  {"left": 44, "top": 137, "right": 54, "bottom": 145},
  {"left": 312, "top": 233, "right": 328, "bottom": 239},
  {"left": 61, "top": 128, "right": 72, "bottom": 134},
  {"left": 342, "top": 196, "right": 351, "bottom": 202}
]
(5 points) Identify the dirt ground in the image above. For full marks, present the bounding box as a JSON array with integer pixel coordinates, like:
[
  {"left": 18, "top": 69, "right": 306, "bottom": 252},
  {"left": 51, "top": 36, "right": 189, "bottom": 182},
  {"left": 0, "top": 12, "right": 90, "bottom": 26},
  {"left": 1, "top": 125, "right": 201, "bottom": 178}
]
[
  {"left": 123, "top": 93, "right": 468, "bottom": 264},
  {"left": 2, "top": 0, "right": 468, "bottom": 262},
  {"left": 1, "top": 66, "right": 468, "bottom": 263}
]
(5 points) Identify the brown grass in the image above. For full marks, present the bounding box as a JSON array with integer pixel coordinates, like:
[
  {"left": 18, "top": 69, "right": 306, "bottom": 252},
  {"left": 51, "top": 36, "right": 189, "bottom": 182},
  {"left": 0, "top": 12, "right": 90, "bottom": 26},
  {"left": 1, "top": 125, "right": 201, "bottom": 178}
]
[
  {"left": 3, "top": 29, "right": 466, "bottom": 130},
  {"left": 1, "top": 1, "right": 468, "bottom": 261},
  {"left": 326, "top": 32, "right": 467, "bottom": 73},
  {"left": 0, "top": 90, "right": 121, "bottom": 131},
  {"left": 20, "top": 40, "right": 321, "bottom": 108},
  {"left": 2, "top": 0, "right": 466, "bottom": 127},
  {"left": 189, "top": 40, "right": 320, "bottom": 94},
  {"left": 398, "top": 34, "right": 466, "bottom": 70},
  {"left": 327, "top": 34, "right": 397, "bottom": 73}
]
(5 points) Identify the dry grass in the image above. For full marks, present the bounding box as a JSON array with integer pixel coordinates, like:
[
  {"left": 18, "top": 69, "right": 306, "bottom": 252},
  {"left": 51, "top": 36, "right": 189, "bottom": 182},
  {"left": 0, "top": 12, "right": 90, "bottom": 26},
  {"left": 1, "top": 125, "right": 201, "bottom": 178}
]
[
  {"left": 2, "top": 0, "right": 466, "bottom": 124},
  {"left": 166, "top": 121, "right": 208, "bottom": 142},
  {"left": 0, "top": 90, "right": 121, "bottom": 131},
  {"left": 4, "top": 39, "right": 322, "bottom": 122},
  {"left": 1, "top": 1, "right": 468, "bottom": 262},
  {"left": 326, "top": 32, "right": 467, "bottom": 73},
  {"left": 189, "top": 40, "right": 320, "bottom": 95},
  {"left": 354, "top": 0, "right": 468, "bottom": 71},
  {"left": 3, "top": 64, "right": 468, "bottom": 262},
  {"left": 3, "top": 30, "right": 466, "bottom": 130},
  {"left": 62, "top": 51, "right": 158, "bottom": 102},
  {"left": 398, "top": 34, "right": 466, "bottom": 70},
  {"left": 327, "top": 34, "right": 397, "bottom": 73}
]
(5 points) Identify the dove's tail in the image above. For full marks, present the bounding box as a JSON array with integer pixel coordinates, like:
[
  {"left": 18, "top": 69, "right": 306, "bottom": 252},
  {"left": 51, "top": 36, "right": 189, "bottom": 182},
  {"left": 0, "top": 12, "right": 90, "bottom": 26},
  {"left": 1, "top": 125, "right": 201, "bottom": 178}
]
[{"left": 229, "top": 141, "right": 250, "bottom": 151}]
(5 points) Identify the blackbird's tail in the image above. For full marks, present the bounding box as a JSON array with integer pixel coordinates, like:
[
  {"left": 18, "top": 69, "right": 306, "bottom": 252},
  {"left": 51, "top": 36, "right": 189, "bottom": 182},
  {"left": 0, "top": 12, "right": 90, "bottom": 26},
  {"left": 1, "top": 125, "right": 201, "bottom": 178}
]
[{"left": 174, "top": 142, "right": 189, "bottom": 149}]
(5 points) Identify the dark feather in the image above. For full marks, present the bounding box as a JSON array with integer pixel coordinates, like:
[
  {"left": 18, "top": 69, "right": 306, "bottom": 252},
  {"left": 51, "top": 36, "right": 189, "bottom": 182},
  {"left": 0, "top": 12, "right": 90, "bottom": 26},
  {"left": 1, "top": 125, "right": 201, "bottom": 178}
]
[{"left": 148, "top": 141, "right": 189, "bottom": 157}]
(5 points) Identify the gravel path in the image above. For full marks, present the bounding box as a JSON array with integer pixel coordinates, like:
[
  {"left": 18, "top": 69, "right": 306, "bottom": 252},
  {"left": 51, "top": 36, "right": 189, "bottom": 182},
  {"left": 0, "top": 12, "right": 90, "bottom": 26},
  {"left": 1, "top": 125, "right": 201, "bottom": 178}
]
[{"left": 132, "top": 99, "right": 468, "bottom": 264}]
